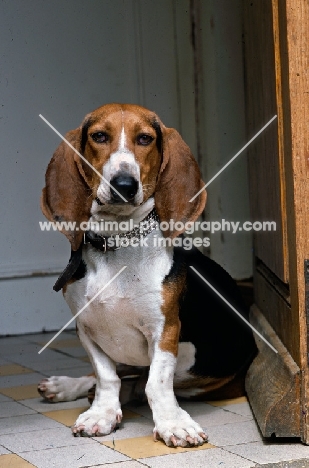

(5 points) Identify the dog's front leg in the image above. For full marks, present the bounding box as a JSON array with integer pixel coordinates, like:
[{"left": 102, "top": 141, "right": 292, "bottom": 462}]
[
  {"left": 72, "top": 327, "right": 122, "bottom": 437},
  {"left": 146, "top": 339, "right": 208, "bottom": 447}
]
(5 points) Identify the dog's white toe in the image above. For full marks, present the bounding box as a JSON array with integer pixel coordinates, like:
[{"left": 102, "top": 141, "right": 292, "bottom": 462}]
[{"left": 153, "top": 409, "right": 208, "bottom": 447}]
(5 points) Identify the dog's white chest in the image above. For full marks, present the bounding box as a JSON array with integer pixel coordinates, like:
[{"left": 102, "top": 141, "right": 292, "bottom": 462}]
[{"left": 65, "top": 233, "right": 173, "bottom": 366}]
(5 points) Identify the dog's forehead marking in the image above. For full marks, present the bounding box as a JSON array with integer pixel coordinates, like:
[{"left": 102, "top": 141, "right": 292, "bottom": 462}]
[
  {"left": 94, "top": 106, "right": 152, "bottom": 138},
  {"left": 105, "top": 108, "right": 139, "bottom": 177},
  {"left": 112, "top": 110, "right": 132, "bottom": 158},
  {"left": 119, "top": 109, "right": 126, "bottom": 151}
]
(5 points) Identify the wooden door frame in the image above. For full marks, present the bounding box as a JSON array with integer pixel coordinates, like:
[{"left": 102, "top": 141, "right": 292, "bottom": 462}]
[
  {"left": 244, "top": 0, "right": 309, "bottom": 442},
  {"left": 280, "top": 0, "right": 309, "bottom": 442}
]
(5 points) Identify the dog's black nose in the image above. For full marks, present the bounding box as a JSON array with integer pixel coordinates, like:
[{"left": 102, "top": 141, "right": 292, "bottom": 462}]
[{"left": 110, "top": 174, "right": 139, "bottom": 202}]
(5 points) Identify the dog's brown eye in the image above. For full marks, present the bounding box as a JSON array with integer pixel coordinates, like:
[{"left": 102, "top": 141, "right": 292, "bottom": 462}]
[
  {"left": 137, "top": 134, "right": 154, "bottom": 146},
  {"left": 91, "top": 132, "right": 108, "bottom": 143}
]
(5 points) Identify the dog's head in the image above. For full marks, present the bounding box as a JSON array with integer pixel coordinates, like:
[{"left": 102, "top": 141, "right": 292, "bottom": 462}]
[{"left": 41, "top": 103, "right": 207, "bottom": 250}]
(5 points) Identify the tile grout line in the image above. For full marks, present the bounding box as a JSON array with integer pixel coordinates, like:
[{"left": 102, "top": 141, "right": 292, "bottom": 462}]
[{"left": 220, "top": 444, "right": 262, "bottom": 467}]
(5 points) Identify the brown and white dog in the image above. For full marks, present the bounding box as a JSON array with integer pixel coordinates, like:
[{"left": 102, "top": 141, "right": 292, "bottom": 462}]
[{"left": 38, "top": 103, "right": 256, "bottom": 447}]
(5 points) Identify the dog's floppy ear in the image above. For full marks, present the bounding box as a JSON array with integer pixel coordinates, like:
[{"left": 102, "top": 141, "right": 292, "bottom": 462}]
[
  {"left": 154, "top": 126, "right": 207, "bottom": 238},
  {"left": 41, "top": 127, "right": 93, "bottom": 251}
]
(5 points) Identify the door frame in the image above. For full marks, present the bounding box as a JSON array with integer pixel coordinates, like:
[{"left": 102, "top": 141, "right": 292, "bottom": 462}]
[{"left": 243, "top": 0, "right": 309, "bottom": 442}]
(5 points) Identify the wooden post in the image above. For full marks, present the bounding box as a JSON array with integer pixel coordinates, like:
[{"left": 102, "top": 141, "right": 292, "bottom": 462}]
[
  {"left": 244, "top": 0, "right": 309, "bottom": 441},
  {"left": 281, "top": 0, "right": 309, "bottom": 443}
]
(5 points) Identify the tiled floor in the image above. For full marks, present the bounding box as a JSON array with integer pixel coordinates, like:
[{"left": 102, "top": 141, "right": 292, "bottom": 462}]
[{"left": 1, "top": 332, "right": 309, "bottom": 468}]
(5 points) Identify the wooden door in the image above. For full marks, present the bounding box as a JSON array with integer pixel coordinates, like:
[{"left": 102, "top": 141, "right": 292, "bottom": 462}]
[{"left": 243, "top": 0, "right": 309, "bottom": 442}]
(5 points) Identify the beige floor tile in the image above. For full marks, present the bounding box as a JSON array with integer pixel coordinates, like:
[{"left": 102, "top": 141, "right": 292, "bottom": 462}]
[
  {"left": 0, "top": 365, "right": 33, "bottom": 376},
  {"left": 0, "top": 454, "right": 36, "bottom": 467},
  {"left": 206, "top": 396, "right": 248, "bottom": 407},
  {"left": 102, "top": 435, "right": 214, "bottom": 459},
  {"left": 42, "top": 406, "right": 141, "bottom": 427},
  {"left": 0, "top": 384, "right": 39, "bottom": 400},
  {"left": 42, "top": 406, "right": 90, "bottom": 426}
]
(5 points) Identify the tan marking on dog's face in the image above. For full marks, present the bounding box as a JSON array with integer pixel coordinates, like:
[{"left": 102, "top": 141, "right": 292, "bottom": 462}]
[{"left": 81, "top": 103, "right": 162, "bottom": 202}]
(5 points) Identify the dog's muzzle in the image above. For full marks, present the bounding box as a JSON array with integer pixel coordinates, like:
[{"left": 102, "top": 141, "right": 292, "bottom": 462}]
[{"left": 110, "top": 173, "right": 139, "bottom": 203}]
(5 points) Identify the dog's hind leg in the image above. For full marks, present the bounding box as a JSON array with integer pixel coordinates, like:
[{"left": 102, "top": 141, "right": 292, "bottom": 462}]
[{"left": 38, "top": 374, "right": 96, "bottom": 402}]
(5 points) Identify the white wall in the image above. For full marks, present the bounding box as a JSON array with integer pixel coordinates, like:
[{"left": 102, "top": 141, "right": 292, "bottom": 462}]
[
  {"left": 0, "top": 0, "right": 251, "bottom": 335},
  {"left": 0, "top": 0, "right": 196, "bottom": 335},
  {"left": 195, "top": 0, "right": 253, "bottom": 279}
]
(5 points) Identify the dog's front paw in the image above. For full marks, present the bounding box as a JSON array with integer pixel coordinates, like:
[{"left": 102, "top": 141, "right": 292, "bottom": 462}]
[
  {"left": 153, "top": 409, "right": 208, "bottom": 447},
  {"left": 72, "top": 407, "right": 122, "bottom": 437}
]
